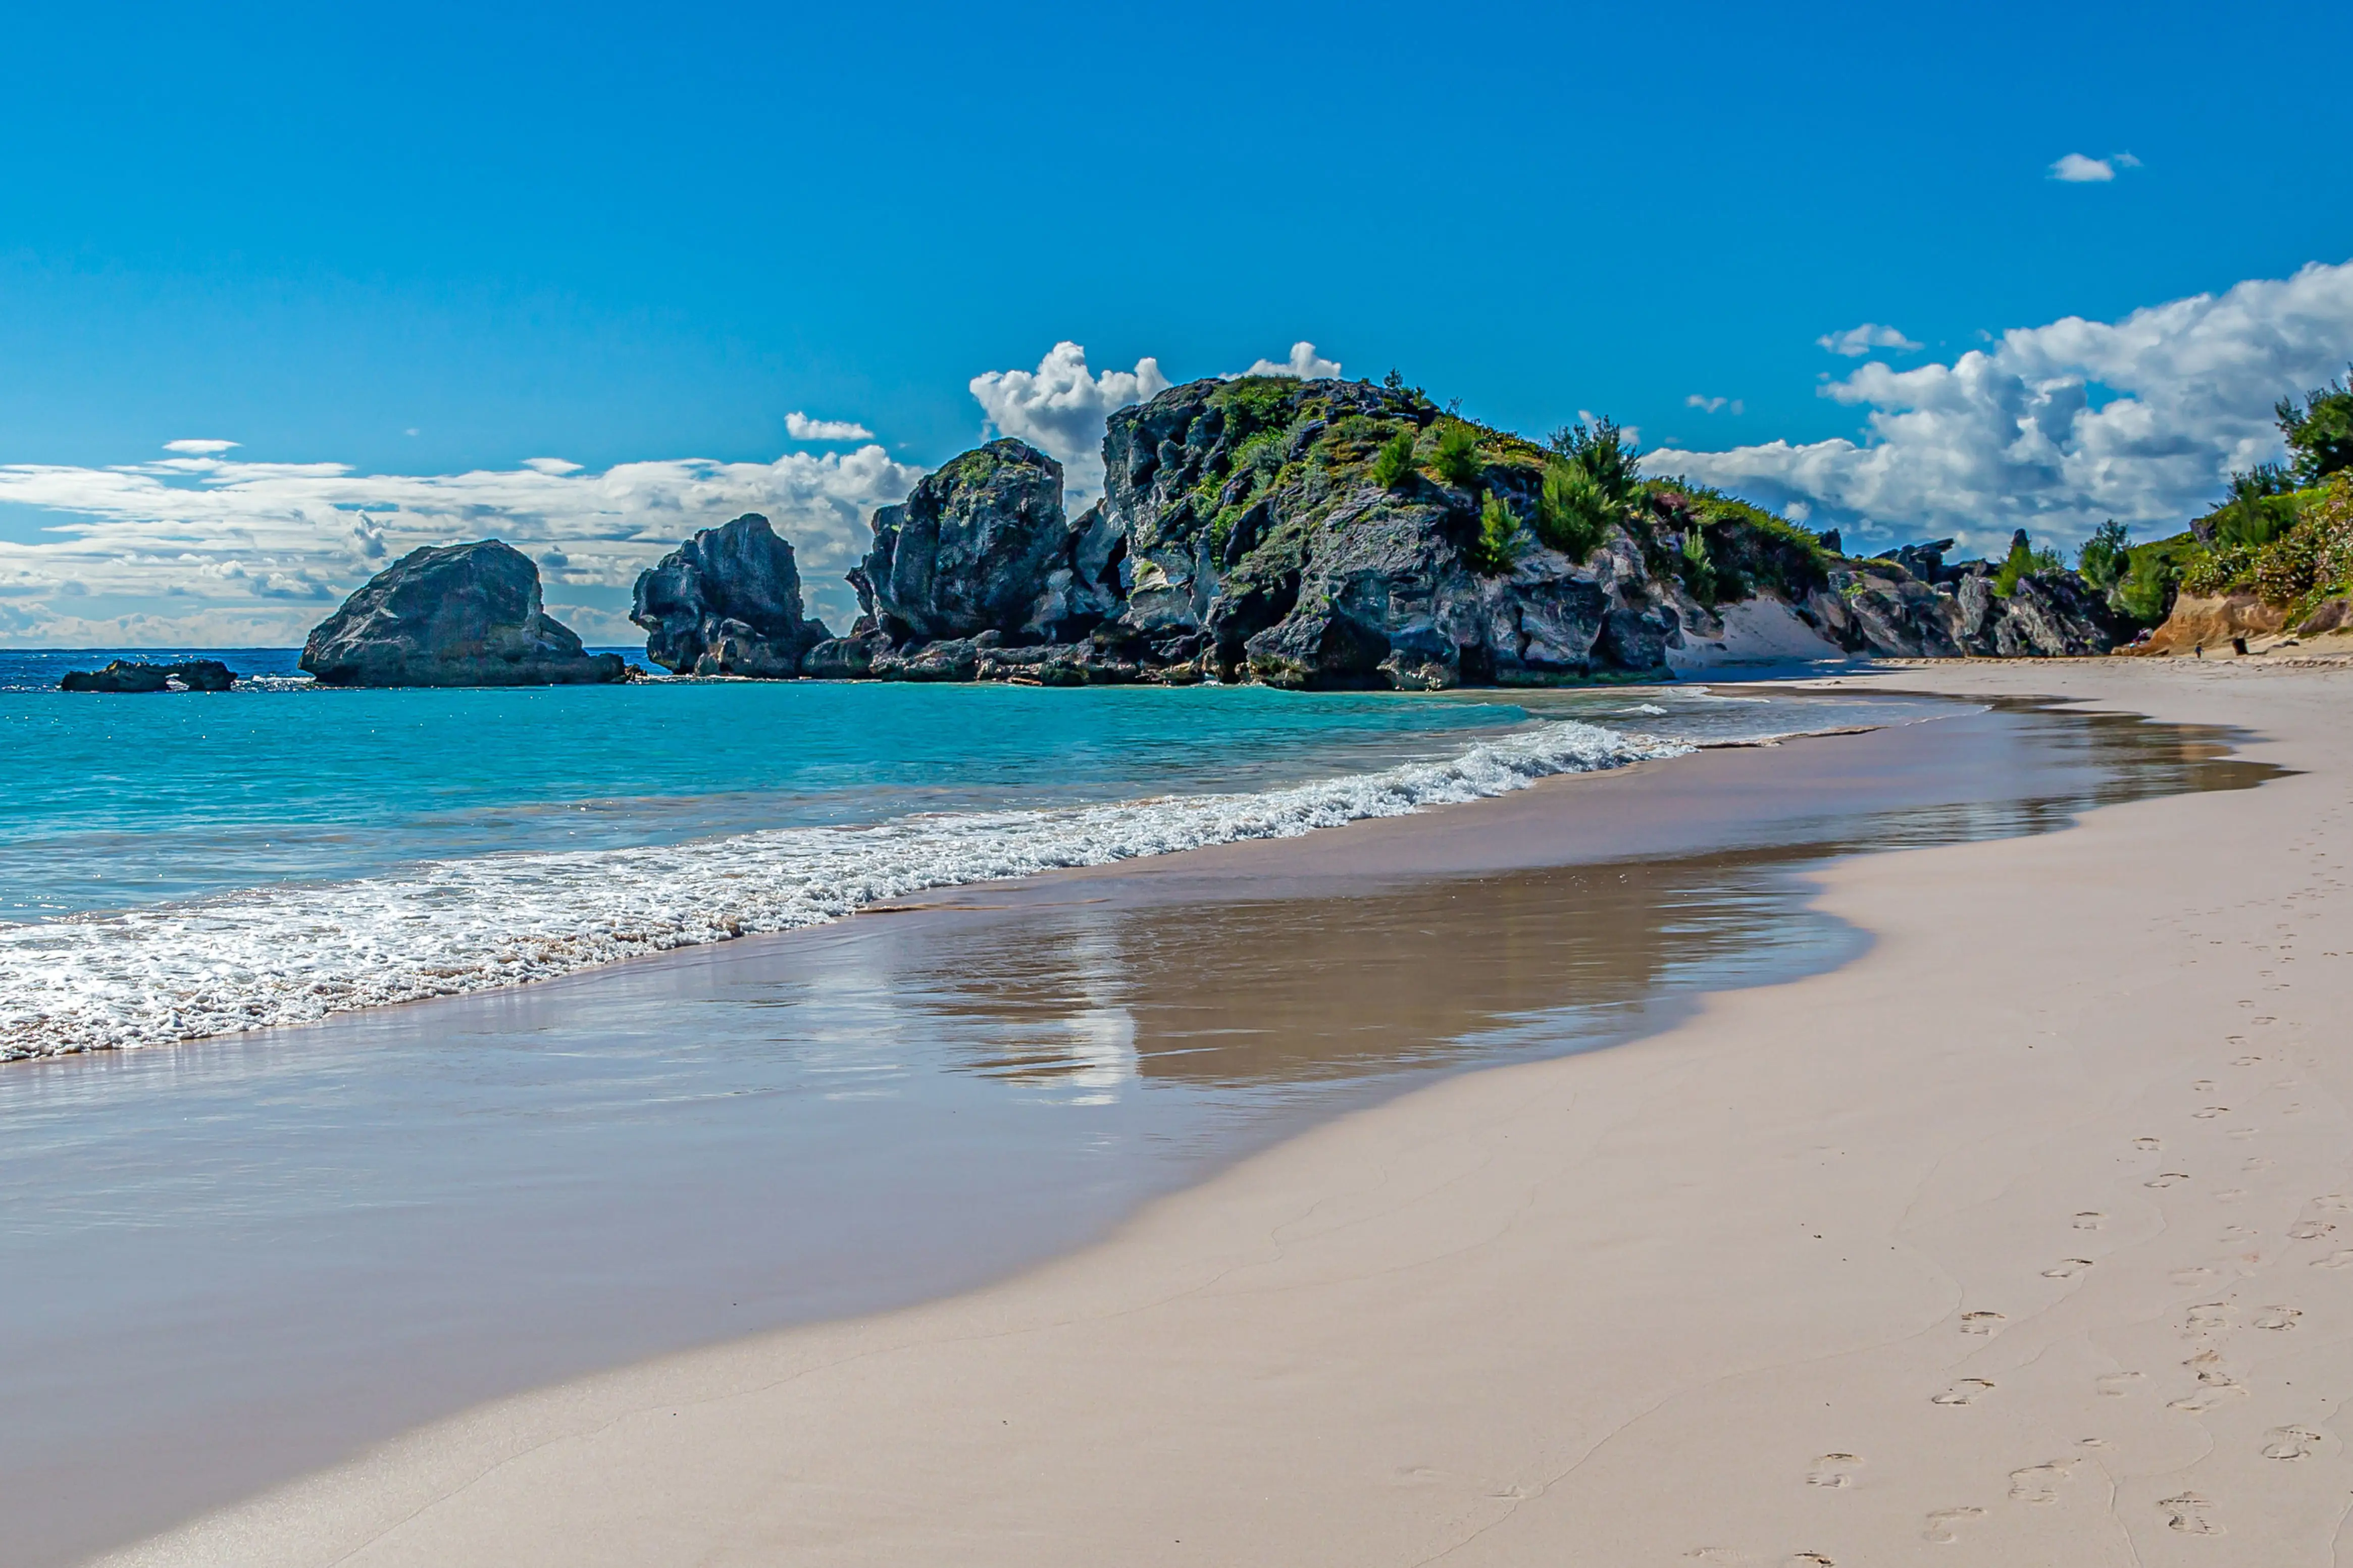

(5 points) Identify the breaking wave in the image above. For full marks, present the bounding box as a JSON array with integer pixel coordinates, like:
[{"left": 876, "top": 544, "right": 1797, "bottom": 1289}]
[{"left": 0, "top": 719, "right": 1688, "bottom": 1059}]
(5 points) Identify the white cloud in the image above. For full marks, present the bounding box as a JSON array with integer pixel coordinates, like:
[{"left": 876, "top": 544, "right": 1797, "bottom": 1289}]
[
  {"left": 163, "top": 439, "right": 239, "bottom": 455},
  {"left": 2115, "top": 152, "right": 2143, "bottom": 169},
  {"left": 969, "top": 341, "right": 1171, "bottom": 498},
  {"left": 0, "top": 444, "right": 926, "bottom": 644},
  {"left": 1685, "top": 395, "right": 1743, "bottom": 414},
  {"left": 1652, "top": 257, "right": 2353, "bottom": 557},
  {"left": 2050, "top": 152, "right": 2116, "bottom": 183},
  {"left": 784, "top": 411, "right": 874, "bottom": 442},
  {"left": 1240, "top": 341, "right": 1342, "bottom": 380},
  {"left": 522, "top": 457, "right": 583, "bottom": 475},
  {"left": 1817, "top": 323, "right": 1923, "bottom": 357}
]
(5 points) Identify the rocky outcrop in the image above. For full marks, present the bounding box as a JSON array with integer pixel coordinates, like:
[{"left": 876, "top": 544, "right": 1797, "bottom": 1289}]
[
  {"left": 2133, "top": 592, "right": 2289, "bottom": 654},
  {"left": 631, "top": 514, "right": 833, "bottom": 676},
  {"left": 300, "top": 541, "right": 627, "bottom": 688},
  {"left": 59, "top": 659, "right": 237, "bottom": 693},
  {"left": 1798, "top": 550, "right": 2128, "bottom": 659},
  {"left": 854, "top": 440, "right": 1120, "bottom": 647}
]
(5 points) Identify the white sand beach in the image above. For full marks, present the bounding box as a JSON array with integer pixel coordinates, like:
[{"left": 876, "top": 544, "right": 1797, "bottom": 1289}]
[{"left": 101, "top": 659, "right": 2353, "bottom": 1567}]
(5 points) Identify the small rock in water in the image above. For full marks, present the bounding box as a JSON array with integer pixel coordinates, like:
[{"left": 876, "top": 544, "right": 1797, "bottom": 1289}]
[{"left": 59, "top": 659, "right": 238, "bottom": 693}]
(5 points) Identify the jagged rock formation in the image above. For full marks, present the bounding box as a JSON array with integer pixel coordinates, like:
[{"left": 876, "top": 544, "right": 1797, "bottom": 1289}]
[
  {"left": 852, "top": 439, "right": 1120, "bottom": 647},
  {"left": 1801, "top": 534, "right": 2130, "bottom": 657},
  {"left": 631, "top": 514, "right": 833, "bottom": 676},
  {"left": 59, "top": 659, "right": 237, "bottom": 693},
  {"left": 301, "top": 541, "right": 627, "bottom": 688}
]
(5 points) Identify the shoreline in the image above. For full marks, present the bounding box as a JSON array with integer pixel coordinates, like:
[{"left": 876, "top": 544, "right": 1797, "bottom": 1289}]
[{"left": 76, "top": 660, "right": 2353, "bottom": 1566}]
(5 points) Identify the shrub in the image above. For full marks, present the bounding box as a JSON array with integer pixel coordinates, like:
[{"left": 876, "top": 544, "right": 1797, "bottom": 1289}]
[
  {"left": 2117, "top": 560, "right": 2176, "bottom": 624},
  {"left": 2180, "top": 542, "right": 2254, "bottom": 598},
  {"left": 1432, "top": 420, "right": 1482, "bottom": 487},
  {"left": 1371, "top": 430, "right": 1417, "bottom": 491},
  {"left": 1467, "top": 490, "right": 1527, "bottom": 575},
  {"left": 2278, "top": 370, "right": 2353, "bottom": 484},
  {"left": 2311, "top": 475, "right": 2353, "bottom": 589},
  {"left": 2207, "top": 465, "right": 2301, "bottom": 548},
  {"left": 2078, "top": 520, "right": 2131, "bottom": 590},
  {"left": 1537, "top": 460, "right": 1612, "bottom": 560},
  {"left": 1548, "top": 416, "right": 1643, "bottom": 507},
  {"left": 1991, "top": 531, "right": 2038, "bottom": 597},
  {"left": 1677, "top": 528, "right": 1718, "bottom": 603},
  {"left": 2252, "top": 527, "right": 2321, "bottom": 606}
]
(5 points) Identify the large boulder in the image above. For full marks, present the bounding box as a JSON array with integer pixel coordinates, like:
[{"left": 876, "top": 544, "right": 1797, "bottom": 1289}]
[
  {"left": 630, "top": 514, "right": 833, "bottom": 677},
  {"left": 853, "top": 439, "right": 1117, "bottom": 647},
  {"left": 300, "top": 541, "right": 627, "bottom": 688}
]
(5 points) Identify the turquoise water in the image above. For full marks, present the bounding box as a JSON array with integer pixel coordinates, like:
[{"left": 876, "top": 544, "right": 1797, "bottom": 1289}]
[{"left": 0, "top": 649, "right": 1913, "bottom": 1059}]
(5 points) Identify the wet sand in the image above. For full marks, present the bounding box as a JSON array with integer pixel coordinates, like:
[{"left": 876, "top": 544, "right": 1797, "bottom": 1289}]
[{"left": 59, "top": 663, "right": 2352, "bottom": 1565}]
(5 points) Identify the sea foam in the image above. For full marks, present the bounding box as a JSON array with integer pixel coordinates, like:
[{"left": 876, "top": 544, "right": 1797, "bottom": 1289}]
[{"left": 0, "top": 719, "right": 1687, "bottom": 1059}]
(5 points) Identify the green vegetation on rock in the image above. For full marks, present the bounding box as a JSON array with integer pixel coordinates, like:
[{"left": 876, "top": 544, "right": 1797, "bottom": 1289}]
[{"left": 2279, "top": 371, "right": 2353, "bottom": 486}]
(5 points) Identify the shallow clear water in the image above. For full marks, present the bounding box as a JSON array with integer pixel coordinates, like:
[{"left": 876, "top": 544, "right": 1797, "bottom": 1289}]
[{"left": 0, "top": 649, "right": 1925, "bottom": 1058}]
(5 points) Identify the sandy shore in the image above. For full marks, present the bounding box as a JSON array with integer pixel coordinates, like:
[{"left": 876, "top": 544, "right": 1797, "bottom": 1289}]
[{"left": 102, "top": 660, "right": 2353, "bottom": 1567}]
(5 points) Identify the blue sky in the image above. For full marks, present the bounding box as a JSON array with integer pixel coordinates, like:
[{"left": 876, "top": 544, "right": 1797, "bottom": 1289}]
[{"left": 4, "top": 0, "right": 2351, "bottom": 643}]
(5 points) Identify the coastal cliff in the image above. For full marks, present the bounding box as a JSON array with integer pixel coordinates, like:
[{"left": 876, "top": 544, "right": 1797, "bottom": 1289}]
[
  {"left": 631, "top": 514, "right": 832, "bottom": 677},
  {"left": 635, "top": 376, "right": 2142, "bottom": 686}
]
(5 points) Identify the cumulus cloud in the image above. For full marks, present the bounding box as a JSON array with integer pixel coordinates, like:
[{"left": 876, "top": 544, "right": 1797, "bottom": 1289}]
[
  {"left": 1685, "top": 395, "right": 1743, "bottom": 414},
  {"left": 784, "top": 411, "right": 874, "bottom": 442},
  {"left": 1651, "top": 257, "right": 2353, "bottom": 557},
  {"left": 163, "top": 438, "right": 240, "bottom": 455},
  {"left": 1817, "top": 323, "right": 1923, "bottom": 357},
  {"left": 1240, "top": 341, "right": 1342, "bottom": 380},
  {"left": 2050, "top": 152, "right": 2123, "bottom": 183},
  {"left": 0, "top": 442, "right": 926, "bottom": 644},
  {"left": 969, "top": 341, "right": 1172, "bottom": 497}
]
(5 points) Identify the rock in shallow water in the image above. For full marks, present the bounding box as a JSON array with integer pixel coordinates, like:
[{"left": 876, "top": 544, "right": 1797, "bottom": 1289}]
[
  {"left": 59, "top": 659, "right": 238, "bottom": 693},
  {"left": 300, "top": 541, "right": 627, "bottom": 688},
  {"left": 630, "top": 514, "right": 833, "bottom": 676}
]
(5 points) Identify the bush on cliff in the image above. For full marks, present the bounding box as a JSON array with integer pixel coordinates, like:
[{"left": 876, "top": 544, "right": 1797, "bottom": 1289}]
[
  {"left": 1467, "top": 490, "right": 1528, "bottom": 574},
  {"left": 1431, "top": 420, "right": 1482, "bottom": 487},
  {"left": 1536, "top": 460, "right": 1611, "bottom": 560},
  {"left": 2279, "top": 370, "right": 2353, "bottom": 485},
  {"left": 1372, "top": 430, "right": 1418, "bottom": 491},
  {"left": 2077, "top": 520, "right": 2131, "bottom": 590}
]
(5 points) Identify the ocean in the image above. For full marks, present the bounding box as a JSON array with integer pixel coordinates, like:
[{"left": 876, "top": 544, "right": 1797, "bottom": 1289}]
[{"left": 0, "top": 648, "right": 1897, "bottom": 1060}]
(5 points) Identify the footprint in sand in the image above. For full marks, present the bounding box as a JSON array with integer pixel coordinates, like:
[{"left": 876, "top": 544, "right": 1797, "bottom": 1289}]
[
  {"left": 1785, "top": 1555, "right": 1835, "bottom": 1568},
  {"left": 2318, "top": 1249, "right": 2353, "bottom": 1270},
  {"left": 2008, "top": 1462, "right": 2072, "bottom": 1504},
  {"left": 2255, "top": 1305, "right": 2302, "bottom": 1330},
  {"left": 2244, "top": 1157, "right": 2277, "bottom": 1171},
  {"left": 2264, "top": 1426, "right": 2323, "bottom": 1460},
  {"left": 1806, "top": 1453, "right": 1861, "bottom": 1488},
  {"left": 2159, "top": 1492, "right": 2223, "bottom": 1535},
  {"left": 1921, "top": 1507, "right": 1985, "bottom": 1544},
  {"left": 2185, "top": 1302, "right": 2235, "bottom": 1331},
  {"left": 2135, "top": 1137, "right": 2164, "bottom": 1152},
  {"left": 2073, "top": 1211, "right": 2106, "bottom": 1230},
  {"left": 2228, "top": 1125, "right": 2260, "bottom": 1140},
  {"left": 2232, "top": 1055, "right": 2264, "bottom": 1066},
  {"left": 2216, "top": 1188, "right": 2250, "bottom": 1203},
  {"left": 1959, "top": 1311, "right": 2006, "bottom": 1335},
  {"left": 2194, "top": 1106, "right": 2230, "bottom": 1119},
  {"left": 2095, "top": 1372, "right": 2145, "bottom": 1397},
  {"left": 1933, "top": 1378, "right": 1996, "bottom": 1406},
  {"left": 2193, "top": 1078, "right": 2216, "bottom": 1091},
  {"left": 2169, "top": 1381, "right": 2247, "bottom": 1413},
  {"left": 2315, "top": 1195, "right": 2351, "bottom": 1210},
  {"left": 2146, "top": 1172, "right": 2191, "bottom": 1189},
  {"left": 2041, "top": 1258, "right": 2095, "bottom": 1278},
  {"left": 2170, "top": 1265, "right": 2217, "bottom": 1285},
  {"left": 2290, "top": 1221, "right": 2337, "bottom": 1240}
]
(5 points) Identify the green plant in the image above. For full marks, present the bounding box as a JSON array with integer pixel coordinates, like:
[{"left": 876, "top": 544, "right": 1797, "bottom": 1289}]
[
  {"left": 1432, "top": 420, "right": 1481, "bottom": 487},
  {"left": 2205, "top": 465, "right": 2300, "bottom": 548},
  {"left": 1676, "top": 527, "right": 1718, "bottom": 603},
  {"left": 2077, "top": 519, "right": 2131, "bottom": 590},
  {"left": 1467, "top": 490, "right": 1527, "bottom": 575},
  {"left": 2180, "top": 542, "right": 2254, "bottom": 597},
  {"left": 2117, "top": 560, "right": 2175, "bottom": 623},
  {"left": 2278, "top": 369, "right": 2353, "bottom": 485},
  {"left": 1371, "top": 430, "right": 1417, "bottom": 491},
  {"left": 1537, "top": 460, "right": 1612, "bottom": 560},
  {"left": 1548, "top": 416, "right": 1643, "bottom": 507},
  {"left": 1991, "top": 531, "right": 2039, "bottom": 597}
]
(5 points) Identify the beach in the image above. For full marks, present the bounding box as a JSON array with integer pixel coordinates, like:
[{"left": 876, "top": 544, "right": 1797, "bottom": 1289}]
[{"left": 82, "top": 657, "right": 2353, "bottom": 1567}]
